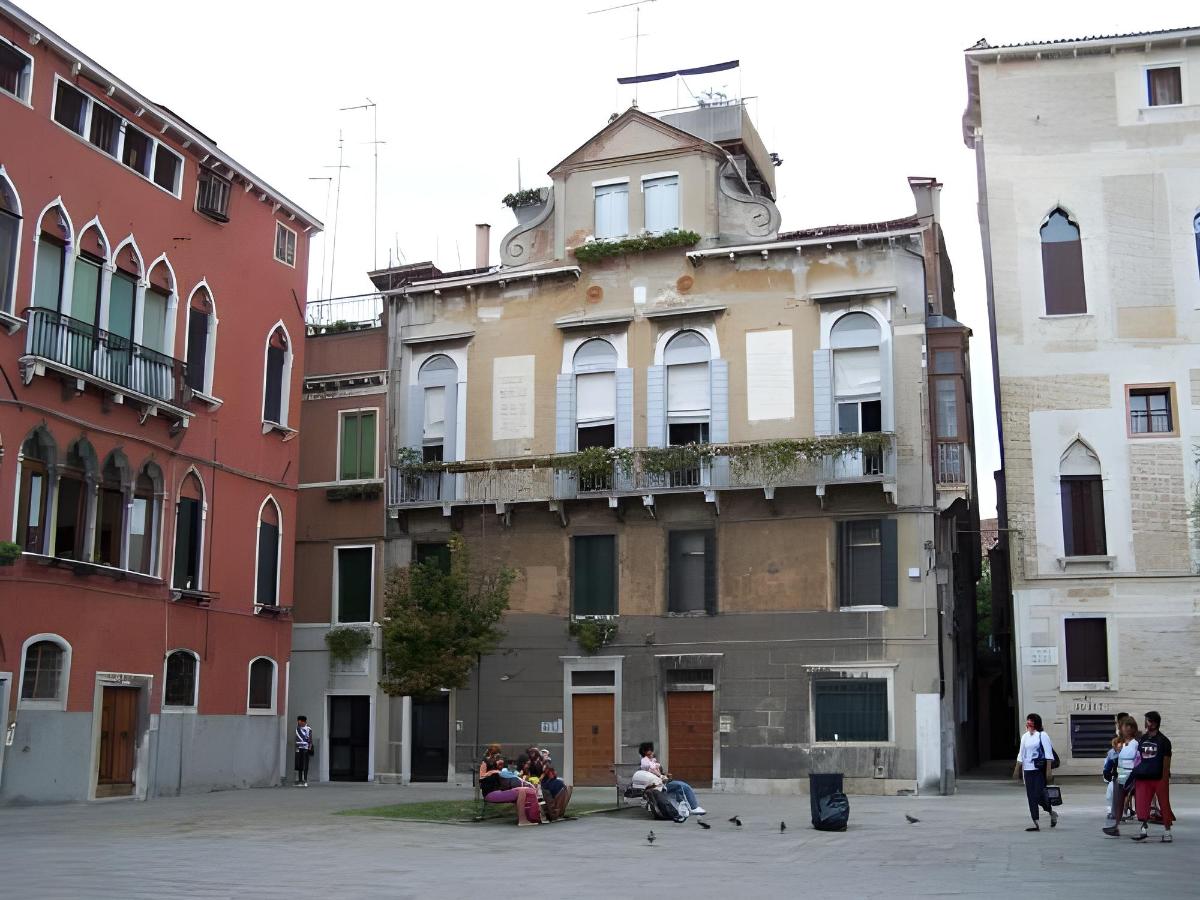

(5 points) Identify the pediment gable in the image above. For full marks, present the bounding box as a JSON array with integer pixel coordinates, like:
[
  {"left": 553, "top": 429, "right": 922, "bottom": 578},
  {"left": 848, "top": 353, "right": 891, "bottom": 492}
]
[{"left": 550, "top": 109, "right": 717, "bottom": 175}]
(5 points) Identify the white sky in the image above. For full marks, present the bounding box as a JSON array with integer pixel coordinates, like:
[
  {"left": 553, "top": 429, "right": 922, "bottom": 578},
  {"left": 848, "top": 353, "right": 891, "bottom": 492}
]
[{"left": 24, "top": 0, "right": 1200, "bottom": 517}]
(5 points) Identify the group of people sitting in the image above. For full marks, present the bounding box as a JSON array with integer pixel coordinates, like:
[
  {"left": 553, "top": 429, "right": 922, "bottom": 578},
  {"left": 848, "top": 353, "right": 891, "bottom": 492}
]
[{"left": 478, "top": 743, "right": 574, "bottom": 826}]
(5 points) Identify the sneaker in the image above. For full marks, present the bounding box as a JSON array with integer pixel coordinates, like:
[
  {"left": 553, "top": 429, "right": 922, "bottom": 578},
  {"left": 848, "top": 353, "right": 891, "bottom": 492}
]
[
  {"left": 1025, "top": 825, "right": 1040, "bottom": 832},
  {"left": 1050, "top": 810, "right": 1058, "bottom": 828},
  {"left": 1161, "top": 831, "right": 1173, "bottom": 843},
  {"left": 1102, "top": 826, "right": 1120, "bottom": 837},
  {"left": 1131, "top": 828, "right": 1148, "bottom": 842},
  {"left": 691, "top": 806, "right": 707, "bottom": 815}
]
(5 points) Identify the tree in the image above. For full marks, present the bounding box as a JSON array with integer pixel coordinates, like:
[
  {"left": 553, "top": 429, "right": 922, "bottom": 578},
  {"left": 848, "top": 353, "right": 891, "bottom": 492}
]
[
  {"left": 379, "top": 535, "right": 514, "bottom": 697},
  {"left": 975, "top": 558, "right": 993, "bottom": 658}
]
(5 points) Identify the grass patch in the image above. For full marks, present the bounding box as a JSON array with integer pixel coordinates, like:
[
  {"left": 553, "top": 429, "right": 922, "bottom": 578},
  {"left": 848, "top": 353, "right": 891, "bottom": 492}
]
[{"left": 337, "top": 799, "right": 619, "bottom": 823}]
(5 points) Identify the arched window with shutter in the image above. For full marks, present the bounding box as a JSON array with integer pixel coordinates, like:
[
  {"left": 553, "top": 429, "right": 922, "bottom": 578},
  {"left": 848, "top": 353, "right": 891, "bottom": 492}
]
[
  {"left": 664, "top": 330, "right": 712, "bottom": 446},
  {"left": 573, "top": 338, "right": 618, "bottom": 450},
  {"left": 172, "top": 471, "right": 205, "bottom": 591},
  {"left": 0, "top": 165, "right": 23, "bottom": 316},
  {"left": 1060, "top": 439, "right": 1106, "bottom": 557},
  {"left": 255, "top": 496, "right": 281, "bottom": 608},
  {"left": 16, "top": 426, "right": 56, "bottom": 554},
  {"left": 262, "top": 323, "right": 293, "bottom": 428},
  {"left": 129, "top": 462, "right": 163, "bottom": 576},
  {"left": 1040, "top": 208, "right": 1087, "bottom": 315},
  {"left": 94, "top": 451, "right": 130, "bottom": 568}
]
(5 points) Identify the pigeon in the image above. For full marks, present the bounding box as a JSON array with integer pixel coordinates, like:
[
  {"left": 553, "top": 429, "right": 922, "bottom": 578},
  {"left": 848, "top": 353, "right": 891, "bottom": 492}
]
[
  {"left": 905, "top": 815, "right": 920, "bottom": 824},
  {"left": 697, "top": 820, "right": 711, "bottom": 830},
  {"left": 780, "top": 821, "right": 787, "bottom": 833},
  {"left": 647, "top": 830, "right": 656, "bottom": 845},
  {"left": 729, "top": 815, "right": 742, "bottom": 827}
]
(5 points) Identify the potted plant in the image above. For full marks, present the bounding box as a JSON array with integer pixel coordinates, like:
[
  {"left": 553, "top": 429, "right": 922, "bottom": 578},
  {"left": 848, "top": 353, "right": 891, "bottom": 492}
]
[
  {"left": 0, "top": 541, "right": 20, "bottom": 566},
  {"left": 502, "top": 187, "right": 549, "bottom": 225}
]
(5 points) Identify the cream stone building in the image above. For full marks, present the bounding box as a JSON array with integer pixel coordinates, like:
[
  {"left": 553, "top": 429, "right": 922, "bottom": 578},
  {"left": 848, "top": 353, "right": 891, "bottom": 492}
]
[
  {"left": 964, "top": 28, "right": 1200, "bottom": 775},
  {"left": 296, "top": 103, "right": 982, "bottom": 792}
]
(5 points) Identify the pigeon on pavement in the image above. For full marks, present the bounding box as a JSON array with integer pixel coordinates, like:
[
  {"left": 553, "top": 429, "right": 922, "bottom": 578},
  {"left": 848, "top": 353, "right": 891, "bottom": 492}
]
[
  {"left": 647, "top": 830, "right": 656, "bottom": 845},
  {"left": 697, "top": 820, "right": 711, "bottom": 830},
  {"left": 729, "top": 815, "right": 742, "bottom": 827},
  {"left": 780, "top": 821, "right": 787, "bottom": 833},
  {"left": 905, "top": 815, "right": 920, "bottom": 824}
]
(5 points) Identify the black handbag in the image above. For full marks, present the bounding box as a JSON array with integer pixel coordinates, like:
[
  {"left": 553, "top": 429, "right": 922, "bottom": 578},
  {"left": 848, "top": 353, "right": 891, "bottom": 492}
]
[{"left": 1045, "top": 784, "right": 1063, "bottom": 807}]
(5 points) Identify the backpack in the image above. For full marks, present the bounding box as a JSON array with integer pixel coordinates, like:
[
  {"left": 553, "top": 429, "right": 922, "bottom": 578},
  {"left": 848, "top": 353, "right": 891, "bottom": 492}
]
[{"left": 648, "top": 788, "right": 691, "bottom": 823}]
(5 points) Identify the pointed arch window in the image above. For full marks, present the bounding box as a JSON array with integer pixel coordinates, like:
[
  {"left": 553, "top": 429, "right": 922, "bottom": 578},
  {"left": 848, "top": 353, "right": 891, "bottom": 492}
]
[
  {"left": 262, "top": 325, "right": 292, "bottom": 428},
  {"left": 54, "top": 438, "right": 96, "bottom": 560},
  {"left": 129, "top": 463, "right": 162, "bottom": 575},
  {"left": 32, "top": 202, "right": 71, "bottom": 312},
  {"left": 172, "top": 472, "right": 204, "bottom": 590},
  {"left": 1060, "top": 440, "right": 1106, "bottom": 557},
  {"left": 184, "top": 282, "right": 217, "bottom": 396},
  {"left": 93, "top": 452, "right": 130, "bottom": 568},
  {"left": 16, "top": 427, "right": 55, "bottom": 554},
  {"left": 71, "top": 222, "right": 108, "bottom": 329},
  {"left": 0, "top": 168, "right": 20, "bottom": 315},
  {"left": 664, "top": 330, "right": 712, "bottom": 446},
  {"left": 255, "top": 498, "right": 281, "bottom": 608},
  {"left": 1041, "top": 209, "right": 1087, "bottom": 315},
  {"left": 574, "top": 338, "right": 618, "bottom": 450}
]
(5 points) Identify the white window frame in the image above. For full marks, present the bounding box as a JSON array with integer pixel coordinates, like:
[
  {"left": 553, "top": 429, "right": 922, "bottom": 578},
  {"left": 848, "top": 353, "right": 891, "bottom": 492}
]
[
  {"left": 0, "top": 164, "right": 25, "bottom": 321},
  {"left": 336, "top": 407, "right": 380, "bottom": 483},
  {"left": 161, "top": 648, "right": 200, "bottom": 713},
  {"left": 261, "top": 320, "right": 294, "bottom": 431},
  {"left": 127, "top": 462, "right": 163, "bottom": 579},
  {"left": 1058, "top": 613, "right": 1118, "bottom": 692},
  {"left": 0, "top": 35, "right": 34, "bottom": 107},
  {"left": 1144, "top": 62, "right": 1186, "bottom": 108},
  {"left": 806, "top": 662, "right": 897, "bottom": 747},
  {"left": 253, "top": 495, "right": 283, "bottom": 610},
  {"left": 17, "top": 633, "right": 72, "bottom": 711},
  {"left": 641, "top": 171, "right": 680, "bottom": 234},
  {"left": 333, "top": 543, "right": 376, "bottom": 625},
  {"left": 246, "top": 656, "right": 279, "bottom": 715},
  {"left": 173, "top": 467, "right": 207, "bottom": 592},
  {"left": 28, "top": 196, "right": 75, "bottom": 315},
  {"left": 182, "top": 279, "right": 220, "bottom": 403},
  {"left": 49, "top": 75, "right": 184, "bottom": 199},
  {"left": 274, "top": 221, "right": 297, "bottom": 267}
]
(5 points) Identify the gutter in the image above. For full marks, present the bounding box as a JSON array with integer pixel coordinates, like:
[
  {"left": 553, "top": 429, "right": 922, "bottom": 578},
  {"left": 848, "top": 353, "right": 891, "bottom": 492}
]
[{"left": 687, "top": 226, "right": 925, "bottom": 262}]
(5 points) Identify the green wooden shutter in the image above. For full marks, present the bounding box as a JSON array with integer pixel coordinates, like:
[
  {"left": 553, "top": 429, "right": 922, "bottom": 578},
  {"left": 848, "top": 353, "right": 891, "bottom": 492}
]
[
  {"left": 573, "top": 535, "right": 615, "bottom": 615},
  {"left": 337, "top": 547, "right": 373, "bottom": 622},
  {"left": 880, "top": 518, "right": 898, "bottom": 608},
  {"left": 359, "top": 412, "right": 376, "bottom": 478}
]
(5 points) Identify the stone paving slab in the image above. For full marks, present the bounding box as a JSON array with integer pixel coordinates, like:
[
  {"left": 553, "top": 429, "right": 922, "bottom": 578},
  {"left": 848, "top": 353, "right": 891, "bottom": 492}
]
[{"left": 1, "top": 781, "right": 1198, "bottom": 899}]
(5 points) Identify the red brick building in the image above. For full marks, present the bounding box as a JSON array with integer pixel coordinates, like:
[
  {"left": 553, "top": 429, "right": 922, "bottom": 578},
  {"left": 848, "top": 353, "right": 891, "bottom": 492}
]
[{"left": 0, "top": 1, "right": 319, "bottom": 802}]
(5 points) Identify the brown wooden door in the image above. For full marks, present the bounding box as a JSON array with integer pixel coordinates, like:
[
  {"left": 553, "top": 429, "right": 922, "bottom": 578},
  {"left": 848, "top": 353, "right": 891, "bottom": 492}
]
[
  {"left": 97, "top": 686, "right": 137, "bottom": 796},
  {"left": 572, "top": 693, "right": 614, "bottom": 786},
  {"left": 667, "top": 691, "right": 713, "bottom": 788}
]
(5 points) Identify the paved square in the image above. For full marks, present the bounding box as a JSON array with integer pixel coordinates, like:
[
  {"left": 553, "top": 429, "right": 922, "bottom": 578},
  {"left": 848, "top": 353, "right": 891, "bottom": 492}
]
[{"left": 1, "top": 780, "right": 1197, "bottom": 898}]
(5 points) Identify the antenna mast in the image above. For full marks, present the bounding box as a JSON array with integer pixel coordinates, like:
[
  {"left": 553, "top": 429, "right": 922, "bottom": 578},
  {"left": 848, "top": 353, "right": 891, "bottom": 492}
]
[
  {"left": 341, "top": 98, "right": 382, "bottom": 271},
  {"left": 588, "top": 0, "right": 655, "bottom": 107},
  {"left": 324, "top": 133, "right": 350, "bottom": 300}
]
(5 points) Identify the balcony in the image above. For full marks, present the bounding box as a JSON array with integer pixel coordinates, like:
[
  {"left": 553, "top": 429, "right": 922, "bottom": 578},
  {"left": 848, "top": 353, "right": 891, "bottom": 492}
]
[
  {"left": 22, "top": 307, "right": 190, "bottom": 421},
  {"left": 388, "top": 435, "right": 896, "bottom": 509},
  {"left": 935, "top": 441, "right": 971, "bottom": 510}
]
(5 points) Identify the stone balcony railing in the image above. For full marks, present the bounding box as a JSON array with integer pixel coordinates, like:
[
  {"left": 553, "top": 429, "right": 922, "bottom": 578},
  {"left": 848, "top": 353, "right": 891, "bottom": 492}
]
[{"left": 387, "top": 435, "right": 896, "bottom": 509}]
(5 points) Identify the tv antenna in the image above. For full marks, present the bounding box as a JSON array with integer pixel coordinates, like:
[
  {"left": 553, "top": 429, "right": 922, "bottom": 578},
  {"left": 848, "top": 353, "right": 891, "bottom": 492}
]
[
  {"left": 340, "top": 98, "right": 383, "bottom": 270},
  {"left": 307, "top": 176, "right": 333, "bottom": 301},
  {"left": 589, "top": 0, "right": 655, "bottom": 107},
  {"left": 324, "top": 133, "right": 350, "bottom": 301}
]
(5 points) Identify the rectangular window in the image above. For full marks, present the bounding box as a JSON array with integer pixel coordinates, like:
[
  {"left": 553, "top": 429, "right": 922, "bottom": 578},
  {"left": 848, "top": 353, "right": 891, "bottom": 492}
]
[
  {"left": 256, "top": 519, "right": 279, "bottom": 606},
  {"left": 934, "top": 378, "right": 959, "bottom": 439},
  {"left": 88, "top": 104, "right": 120, "bottom": 157},
  {"left": 1064, "top": 617, "right": 1109, "bottom": 683},
  {"left": 838, "top": 519, "right": 897, "bottom": 607},
  {"left": 571, "top": 670, "right": 615, "bottom": 687},
  {"left": 185, "top": 308, "right": 209, "bottom": 392},
  {"left": 196, "top": 169, "right": 231, "bottom": 222},
  {"left": 837, "top": 398, "right": 882, "bottom": 435},
  {"left": 1070, "top": 714, "right": 1117, "bottom": 759},
  {"left": 108, "top": 270, "right": 136, "bottom": 340},
  {"left": 274, "top": 222, "right": 297, "bottom": 266},
  {"left": 1060, "top": 475, "right": 1106, "bottom": 556},
  {"left": 336, "top": 546, "right": 373, "bottom": 623},
  {"left": 572, "top": 535, "right": 617, "bottom": 616},
  {"left": 71, "top": 255, "right": 102, "bottom": 326},
  {"left": 263, "top": 344, "right": 284, "bottom": 424},
  {"left": 172, "top": 497, "right": 201, "bottom": 589},
  {"left": 643, "top": 174, "right": 679, "bottom": 233},
  {"left": 668, "top": 529, "right": 716, "bottom": 614},
  {"left": 153, "top": 146, "right": 183, "bottom": 195},
  {"left": 1147, "top": 66, "right": 1183, "bottom": 107},
  {"left": 932, "top": 349, "right": 960, "bottom": 374},
  {"left": 414, "top": 542, "right": 451, "bottom": 574},
  {"left": 813, "top": 678, "right": 888, "bottom": 742},
  {"left": 53, "top": 80, "right": 87, "bottom": 134},
  {"left": 1128, "top": 385, "right": 1174, "bottom": 436},
  {"left": 0, "top": 39, "right": 32, "bottom": 103},
  {"left": 33, "top": 238, "right": 64, "bottom": 310},
  {"left": 141, "top": 285, "right": 169, "bottom": 354},
  {"left": 667, "top": 421, "right": 708, "bottom": 446},
  {"left": 122, "top": 125, "right": 153, "bottom": 177},
  {"left": 593, "top": 181, "right": 629, "bottom": 240},
  {"left": 339, "top": 410, "right": 377, "bottom": 481}
]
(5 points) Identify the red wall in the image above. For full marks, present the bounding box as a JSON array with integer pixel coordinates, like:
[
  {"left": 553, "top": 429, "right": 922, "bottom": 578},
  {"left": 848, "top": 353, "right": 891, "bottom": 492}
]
[{"left": 0, "top": 19, "right": 312, "bottom": 716}]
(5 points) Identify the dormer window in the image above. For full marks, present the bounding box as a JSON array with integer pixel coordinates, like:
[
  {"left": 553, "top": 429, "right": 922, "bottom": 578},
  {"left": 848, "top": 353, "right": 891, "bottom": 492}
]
[{"left": 593, "top": 179, "right": 629, "bottom": 240}]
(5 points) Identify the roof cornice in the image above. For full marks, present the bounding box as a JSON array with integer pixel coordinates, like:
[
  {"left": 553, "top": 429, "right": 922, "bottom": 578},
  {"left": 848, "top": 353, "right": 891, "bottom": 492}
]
[
  {"left": 966, "top": 26, "right": 1200, "bottom": 62},
  {"left": 0, "top": 0, "right": 322, "bottom": 230}
]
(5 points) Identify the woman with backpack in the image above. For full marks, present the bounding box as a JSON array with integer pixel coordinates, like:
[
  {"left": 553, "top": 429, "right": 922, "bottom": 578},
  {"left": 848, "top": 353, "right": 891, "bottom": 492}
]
[{"left": 1013, "top": 712, "right": 1058, "bottom": 832}]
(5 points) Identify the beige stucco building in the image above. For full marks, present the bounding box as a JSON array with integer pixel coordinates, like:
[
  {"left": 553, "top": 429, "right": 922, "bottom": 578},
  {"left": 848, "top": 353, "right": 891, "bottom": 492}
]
[
  {"left": 293, "top": 103, "right": 982, "bottom": 792},
  {"left": 964, "top": 28, "right": 1200, "bottom": 775}
]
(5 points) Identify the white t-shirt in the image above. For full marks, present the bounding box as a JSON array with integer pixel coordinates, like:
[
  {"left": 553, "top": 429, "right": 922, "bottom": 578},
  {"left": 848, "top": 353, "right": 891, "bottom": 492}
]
[
  {"left": 632, "top": 770, "right": 663, "bottom": 790},
  {"left": 1016, "top": 730, "right": 1053, "bottom": 771}
]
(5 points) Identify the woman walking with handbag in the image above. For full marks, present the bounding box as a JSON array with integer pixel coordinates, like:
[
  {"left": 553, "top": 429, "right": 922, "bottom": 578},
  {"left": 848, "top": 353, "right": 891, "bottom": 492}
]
[{"left": 1013, "top": 712, "right": 1058, "bottom": 832}]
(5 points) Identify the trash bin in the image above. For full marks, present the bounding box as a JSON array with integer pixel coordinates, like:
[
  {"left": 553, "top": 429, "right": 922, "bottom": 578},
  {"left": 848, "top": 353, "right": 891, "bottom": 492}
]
[{"left": 809, "top": 772, "right": 849, "bottom": 831}]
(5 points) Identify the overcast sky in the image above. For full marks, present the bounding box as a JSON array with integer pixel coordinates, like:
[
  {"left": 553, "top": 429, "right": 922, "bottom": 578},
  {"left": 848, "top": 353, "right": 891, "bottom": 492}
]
[{"left": 24, "top": 0, "right": 1200, "bottom": 517}]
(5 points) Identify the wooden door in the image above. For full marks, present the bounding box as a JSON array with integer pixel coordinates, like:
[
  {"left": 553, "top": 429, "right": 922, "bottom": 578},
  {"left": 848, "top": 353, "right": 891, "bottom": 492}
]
[
  {"left": 97, "top": 686, "right": 137, "bottom": 797},
  {"left": 667, "top": 691, "right": 713, "bottom": 788},
  {"left": 571, "top": 693, "right": 614, "bottom": 786}
]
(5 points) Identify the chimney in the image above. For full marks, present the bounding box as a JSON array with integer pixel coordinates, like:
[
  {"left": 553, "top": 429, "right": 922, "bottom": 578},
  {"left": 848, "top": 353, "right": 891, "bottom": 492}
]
[
  {"left": 475, "top": 224, "right": 490, "bottom": 268},
  {"left": 907, "top": 176, "right": 942, "bottom": 224}
]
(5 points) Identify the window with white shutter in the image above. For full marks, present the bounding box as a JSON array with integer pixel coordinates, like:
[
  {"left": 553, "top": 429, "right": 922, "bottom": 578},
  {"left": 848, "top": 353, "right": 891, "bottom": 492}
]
[
  {"left": 643, "top": 174, "right": 679, "bottom": 233},
  {"left": 594, "top": 182, "right": 629, "bottom": 239}
]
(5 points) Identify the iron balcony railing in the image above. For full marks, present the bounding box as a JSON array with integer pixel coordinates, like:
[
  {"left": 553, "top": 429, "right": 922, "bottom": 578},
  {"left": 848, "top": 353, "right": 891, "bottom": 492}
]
[
  {"left": 25, "top": 307, "right": 185, "bottom": 406},
  {"left": 935, "top": 442, "right": 967, "bottom": 485},
  {"left": 388, "top": 435, "right": 896, "bottom": 508},
  {"left": 306, "top": 294, "right": 383, "bottom": 331}
]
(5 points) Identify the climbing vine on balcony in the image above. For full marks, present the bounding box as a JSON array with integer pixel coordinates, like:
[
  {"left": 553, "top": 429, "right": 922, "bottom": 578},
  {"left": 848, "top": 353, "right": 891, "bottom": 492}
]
[
  {"left": 572, "top": 229, "right": 701, "bottom": 263},
  {"left": 569, "top": 618, "right": 618, "bottom": 654},
  {"left": 727, "top": 433, "right": 893, "bottom": 482},
  {"left": 325, "top": 626, "right": 373, "bottom": 664}
]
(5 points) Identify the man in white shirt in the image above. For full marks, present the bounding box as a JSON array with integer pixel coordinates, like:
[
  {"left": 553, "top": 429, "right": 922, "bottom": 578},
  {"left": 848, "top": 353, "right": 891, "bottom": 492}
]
[{"left": 1012, "top": 712, "right": 1057, "bottom": 831}]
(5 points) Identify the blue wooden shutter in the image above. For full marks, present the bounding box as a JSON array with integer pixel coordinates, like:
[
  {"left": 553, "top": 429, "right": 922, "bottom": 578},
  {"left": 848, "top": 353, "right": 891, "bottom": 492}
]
[
  {"left": 441, "top": 381, "right": 459, "bottom": 462},
  {"left": 406, "top": 384, "right": 424, "bottom": 451},
  {"left": 812, "top": 349, "right": 833, "bottom": 436},
  {"left": 709, "top": 359, "right": 729, "bottom": 443},
  {"left": 556, "top": 373, "right": 575, "bottom": 452},
  {"left": 615, "top": 368, "right": 634, "bottom": 448},
  {"left": 646, "top": 365, "right": 665, "bottom": 447}
]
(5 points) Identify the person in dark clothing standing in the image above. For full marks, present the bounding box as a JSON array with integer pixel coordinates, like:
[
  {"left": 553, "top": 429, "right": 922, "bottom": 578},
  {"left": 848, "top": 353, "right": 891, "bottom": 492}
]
[
  {"left": 295, "top": 715, "right": 314, "bottom": 787},
  {"left": 1013, "top": 712, "right": 1057, "bottom": 831},
  {"left": 1131, "top": 710, "right": 1173, "bottom": 843}
]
